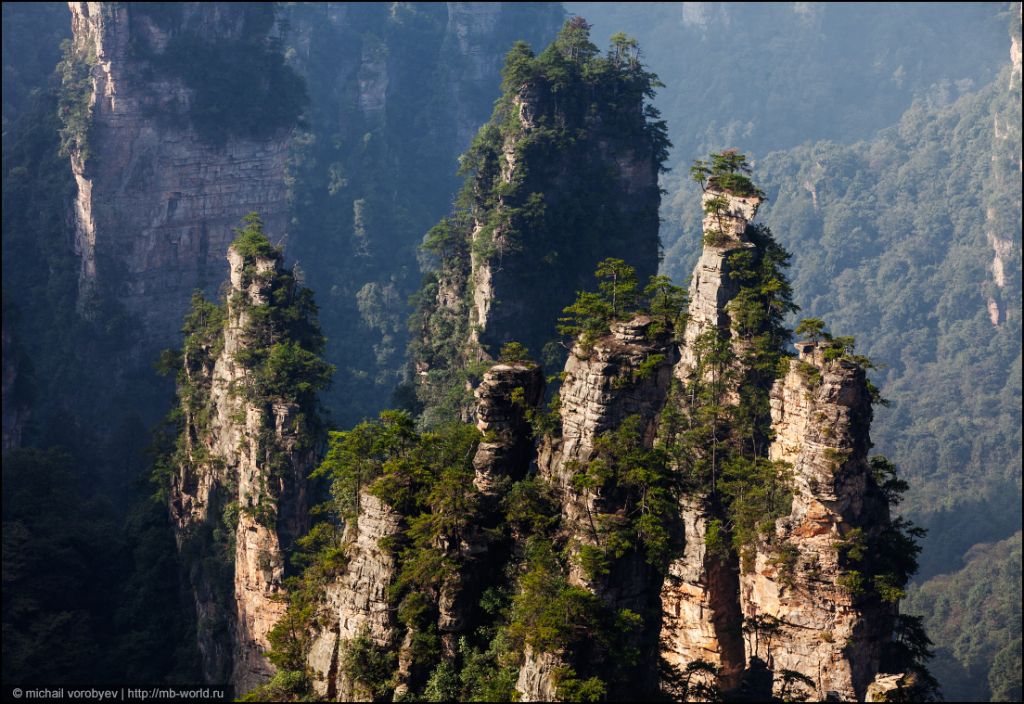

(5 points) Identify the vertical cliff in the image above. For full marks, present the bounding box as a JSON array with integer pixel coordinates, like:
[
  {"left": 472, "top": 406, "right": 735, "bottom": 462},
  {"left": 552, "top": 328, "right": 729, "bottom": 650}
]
[
  {"left": 300, "top": 360, "right": 543, "bottom": 702},
  {"left": 167, "top": 216, "right": 328, "bottom": 690},
  {"left": 676, "top": 188, "right": 761, "bottom": 377},
  {"left": 411, "top": 18, "right": 669, "bottom": 419},
  {"left": 64, "top": 2, "right": 297, "bottom": 350},
  {"left": 653, "top": 156, "right": 927, "bottom": 702},
  {"left": 738, "top": 342, "right": 891, "bottom": 701},
  {"left": 660, "top": 181, "right": 765, "bottom": 690},
  {"left": 517, "top": 317, "right": 677, "bottom": 700}
]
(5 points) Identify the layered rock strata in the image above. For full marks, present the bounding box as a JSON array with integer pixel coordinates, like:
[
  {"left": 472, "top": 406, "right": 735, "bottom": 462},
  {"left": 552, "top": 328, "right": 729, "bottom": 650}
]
[
  {"left": 169, "top": 244, "right": 313, "bottom": 691},
  {"left": 66, "top": 2, "right": 290, "bottom": 349},
  {"left": 676, "top": 188, "right": 760, "bottom": 378},
  {"left": 472, "top": 363, "right": 545, "bottom": 498},
  {"left": 519, "top": 317, "right": 677, "bottom": 700},
  {"left": 739, "top": 342, "right": 890, "bottom": 701},
  {"left": 660, "top": 188, "right": 761, "bottom": 690},
  {"left": 307, "top": 492, "right": 403, "bottom": 700}
]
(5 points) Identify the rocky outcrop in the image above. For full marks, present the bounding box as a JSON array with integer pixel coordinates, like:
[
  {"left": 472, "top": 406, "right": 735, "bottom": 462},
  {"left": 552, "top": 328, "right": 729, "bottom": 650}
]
[
  {"left": 414, "top": 26, "right": 666, "bottom": 404},
  {"left": 540, "top": 318, "right": 676, "bottom": 498},
  {"left": 66, "top": 2, "right": 290, "bottom": 349},
  {"left": 738, "top": 342, "right": 890, "bottom": 701},
  {"left": 659, "top": 497, "right": 746, "bottom": 691},
  {"left": 472, "top": 363, "right": 545, "bottom": 499},
  {"left": 169, "top": 241, "right": 315, "bottom": 691},
  {"left": 676, "top": 188, "right": 760, "bottom": 379},
  {"left": 519, "top": 317, "right": 677, "bottom": 701},
  {"left": 308, "top": 492, "right": 403, "bottom": 700},
  {"left": 660, "top": 188, "right": 760, "bottom": 691}
]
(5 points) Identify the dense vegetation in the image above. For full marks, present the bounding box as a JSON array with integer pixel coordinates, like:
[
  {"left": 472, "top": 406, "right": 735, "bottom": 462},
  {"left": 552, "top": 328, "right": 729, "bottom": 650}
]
[
  {"left": 1, "top": 2, "right": 69, "bottom": 134},
  {"left": 905, "top": 531, "right": 1023, "bottom": 702},
  {"left": 0, "top": 3, "right": 1013, "bottom": 700},
  {"left": 409, "top": 17, "right": 669, "bottom": 421},
  {"left": 3, "top": 69, "right": 195, "bottom": 686},
  {"left": 754, "top": 63, "right": 1022, "bottom": 703}
]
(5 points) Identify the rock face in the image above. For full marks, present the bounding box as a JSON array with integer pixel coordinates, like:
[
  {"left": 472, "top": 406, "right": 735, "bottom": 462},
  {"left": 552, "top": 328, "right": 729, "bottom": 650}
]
[
  {"left": 540, "top": 318, "right": 677, "bottom": 499},
  {"left": 413, "top": 36, "right": 666, "bottom": 403},
  {"left": 519, "top": 317, "right": 677, "bottom": 701},
  {"left": 470, "top": 99, "right": 663, "bottom": 364},
  {"left": 739, "top": 343, "right": 891, "bottom": 701},
  {"left": 473, "top": 363, "right": 545, "bottom": 499},
  {"left": 307, "top": 492, "right": 403, "bottom": 700},
  {"left": 660, "top": 188, "right": 760, "bottom": 690},
  {"left": 677, "top": 188, "right": 760, "bottom": 378},
  {"left": 660, "top": 496, "right": 746, "bottom": 691},
  {"left": 169, "top": 243, "right": 314, "bottom": 691},
  {"left": 66, "top": 2, "right": 290, "bottom": 350}
]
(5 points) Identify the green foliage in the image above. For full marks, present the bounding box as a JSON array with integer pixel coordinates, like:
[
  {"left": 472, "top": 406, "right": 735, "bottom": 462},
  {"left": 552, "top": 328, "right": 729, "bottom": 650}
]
[
  {"left": 690, "top": 149, "right": 765, "bottom": 199},
  {"left": 904, "top": 531, "right": 1021, "bottom": 701},
  {"left": 56, "top": 38, "right": 96, "bottom": 160},
  {"left": 558, "top": 259, "right": 688, "bottom": 348},
  {"left": 498, "top": 341, "right": 533, "bottom": 365},
  {"left": 231, "top": 212, "right": 279, "bottom": 259},
  {"left": 768, "top": 541, "right": 800, "bottom": 589},
  {"left": 794, "top": 317, "right": 827, "bottom": 342},
  {"left": 342, "top": 626, "right": 398, "bottom": 701},
  {"left": 552, "top": 666, "right": 607, "bottom": 702},
  {"left": 2, "top": 449, "right": 198, "bottom": 684},
  {"left": 507, "top": 538, "right": 643, "bottom": 691},
  {"left": 570, "top": 416, "right": 679, "bottom": 569},
  {"left": 739, "top": 62, "right": 1021, "bottom": 702},
  {"left": 557, "top": 290, "right": 613, "bottom": 347},
  {"left": 719, "top": 457, "right": 794, "bottom": 572},
  {"left": 503, "top": 475, "right": 560, "bottom": 540},
  {"left": 644, "top": 275, "right": 688, "bottom": 335},
  {"left": 226, "top": 213, "right": 333, "bottom": 409},
  {"left": 594, "top": 257, "right": 641, "bottom": 320},
  {"left": 290, "top": 411, "right": 483, "bottom": 689},
  {"left": 239, "top": 669, "right": 311, "bottom": 702},
  {"left": 875, "top": 615, "right": 942, "bottom": 701},
  {"left": 660, "top": 658, "right": 721, "bottom": 702},
  {"left": 412, "top": 17, "right": 669, "bottom": 409}
]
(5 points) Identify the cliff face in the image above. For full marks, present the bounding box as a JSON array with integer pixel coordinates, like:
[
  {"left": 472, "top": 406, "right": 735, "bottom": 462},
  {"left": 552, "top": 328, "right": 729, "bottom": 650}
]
[
  {"left": 66, "top": 2, "right": 291, "bottom": 350},
  {"left": 518, "top": 317, "right": 677, "bottom": 700},
  {"left": 306, "top": 361, "right": 543, "bottom": 699},
  {"left": 472, "top": 363, "right": 545, "bottom": 499},
  {"left": 280, "top": 2, "right": 562, "bottom": 426},
  {"left": 412, "top": 27, "right": 668, "bottom": 408},
  {"left": 169, "top": 235, "right": 319, "bottom": 691},
  {"left": 307, "top": 492, "right": 403, "bottom": 700},
  {"left": 468, "top": 92, "right": 663, "bottom": 361},
  {"left": 659, "top": 188, "right": 761, "bottom": 690},
  {"left": 655, "top": 179, "right": 905, "bottom": 700},
  {"left": 676, "top": 188, "right": 760, "bottom": 377},
  {"left": 739, "top": 343, "right": 890, "bottom": 701}
]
